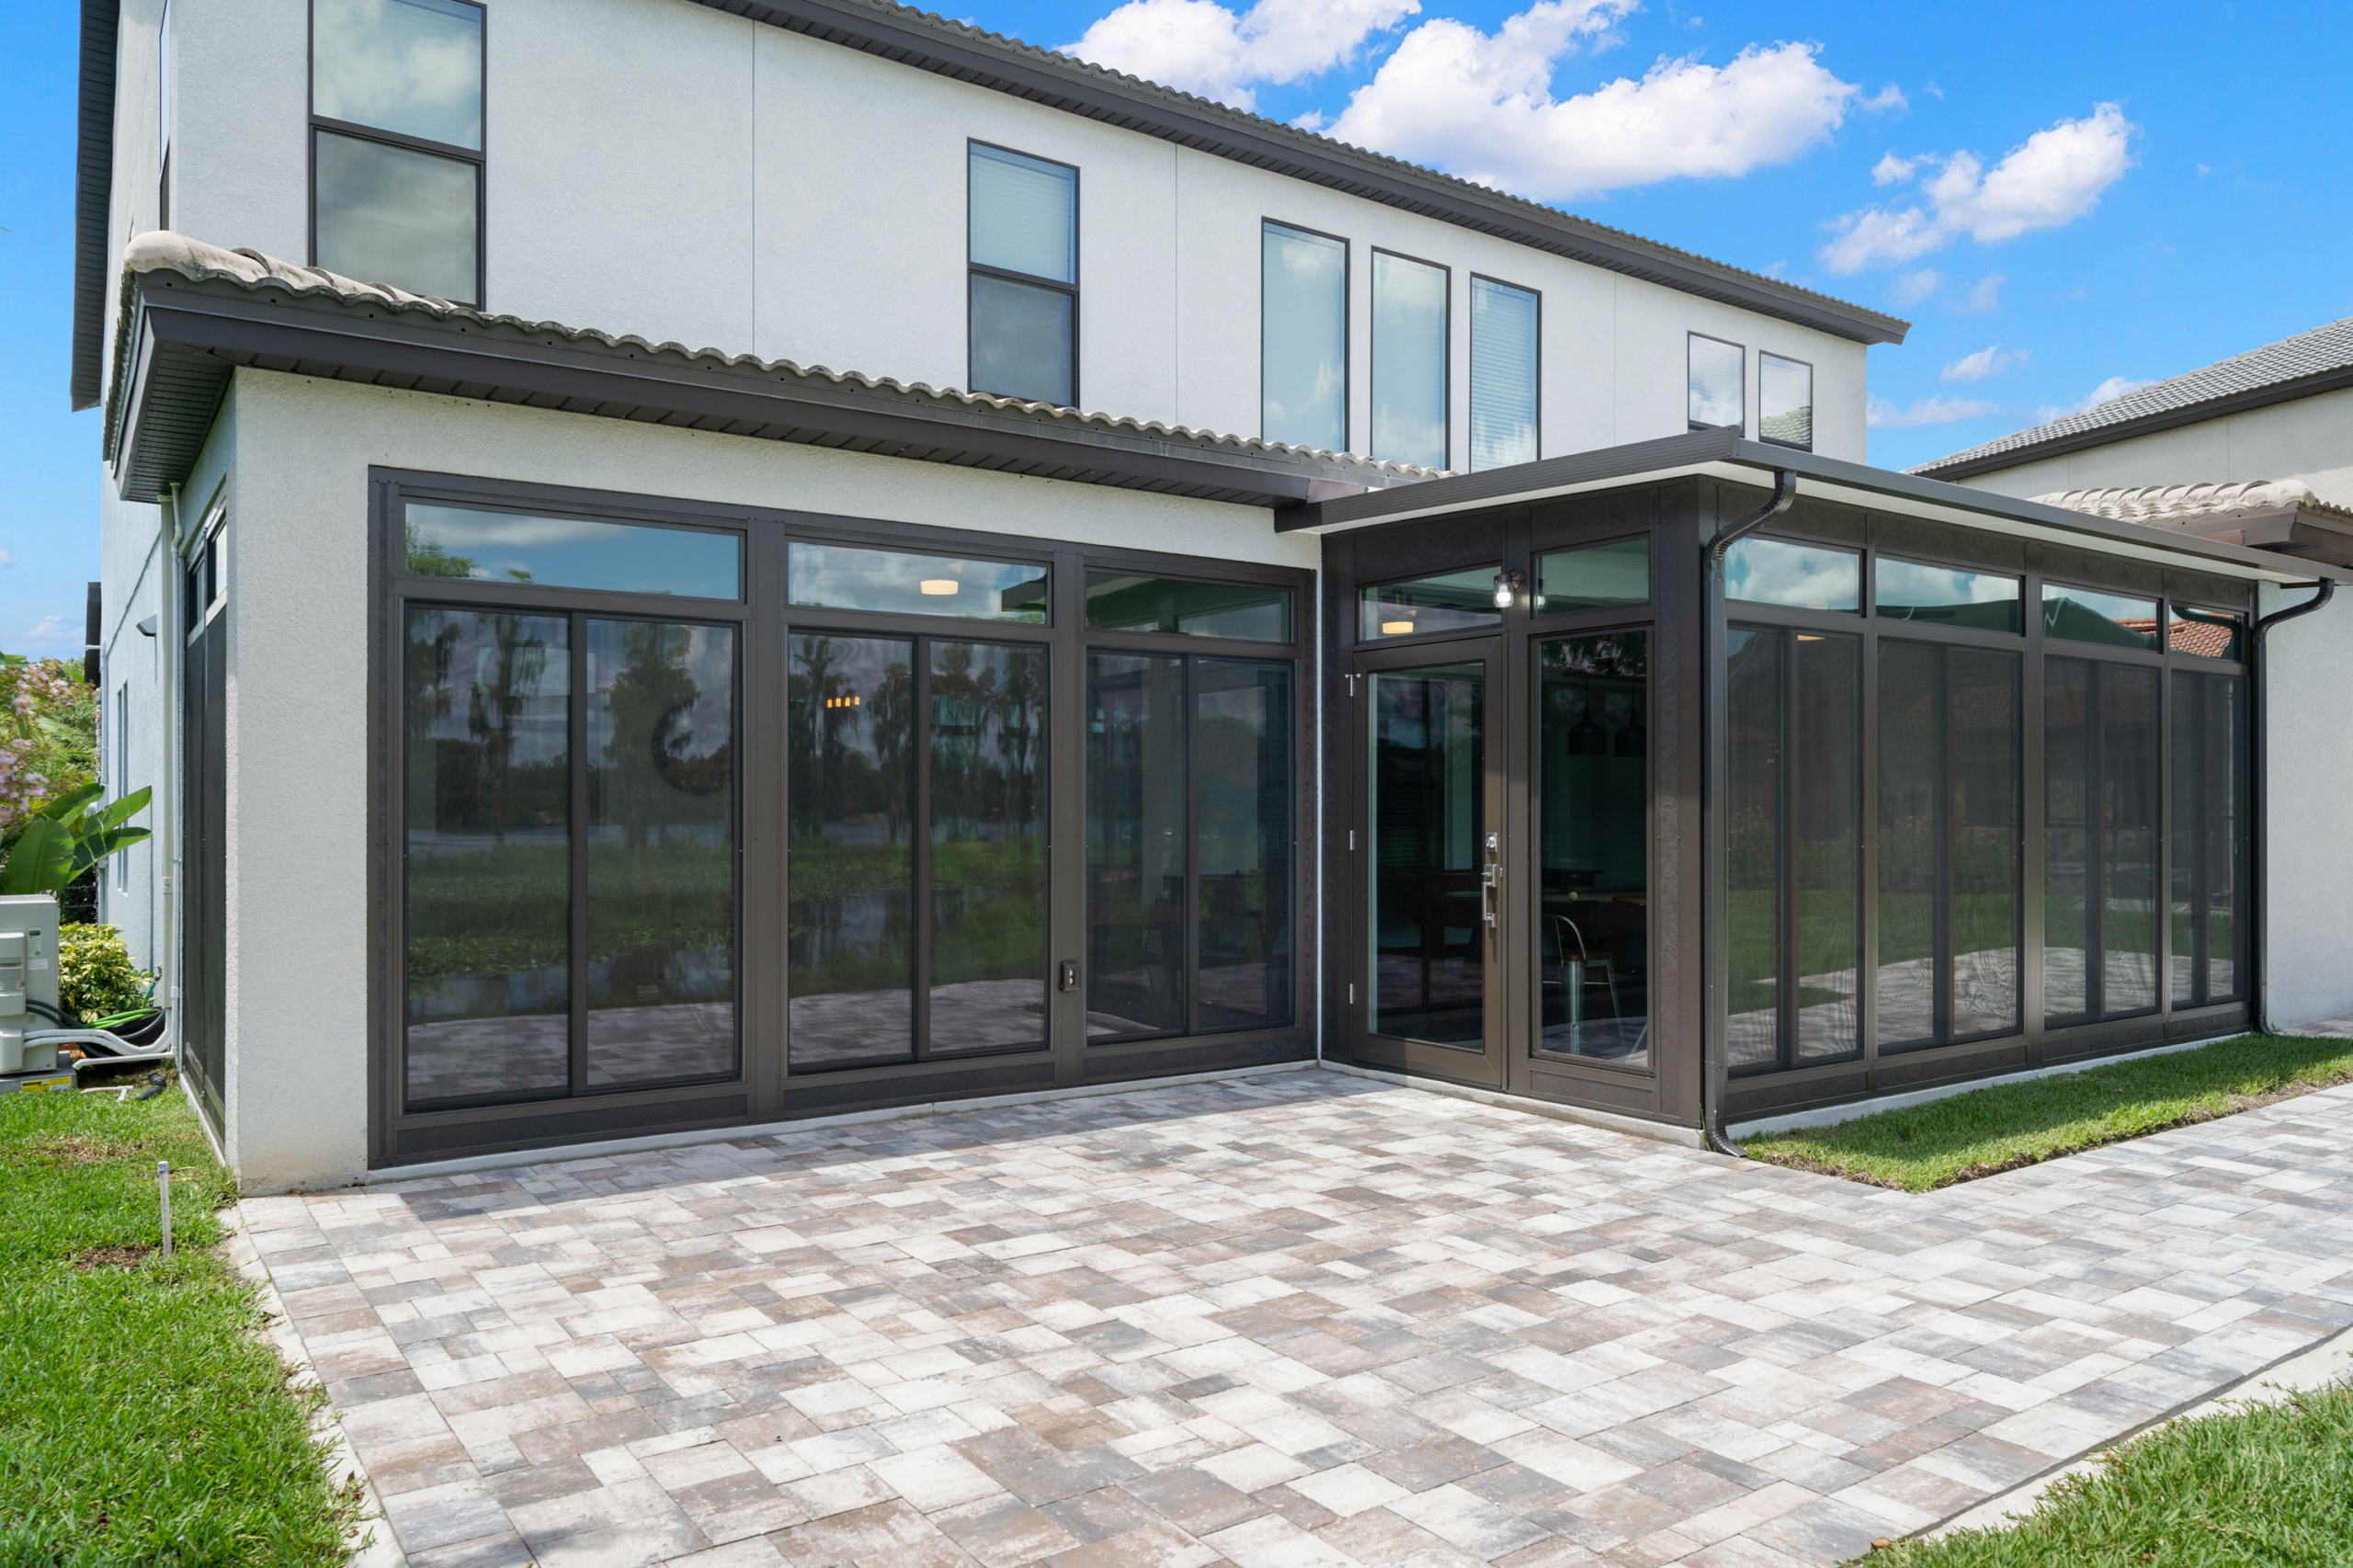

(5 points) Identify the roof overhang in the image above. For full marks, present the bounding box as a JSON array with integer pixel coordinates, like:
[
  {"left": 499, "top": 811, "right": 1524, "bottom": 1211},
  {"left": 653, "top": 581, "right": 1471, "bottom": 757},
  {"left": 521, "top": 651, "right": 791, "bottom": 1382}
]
[
  {"left": 1285, "top": 428, "right": 2353, "bottom": 586},
  {"left": 106, "top": 266, "right": 1418, "bottom": 509},
  {"left": 69, "top": 0, "right": 121, "bottom": 411}
]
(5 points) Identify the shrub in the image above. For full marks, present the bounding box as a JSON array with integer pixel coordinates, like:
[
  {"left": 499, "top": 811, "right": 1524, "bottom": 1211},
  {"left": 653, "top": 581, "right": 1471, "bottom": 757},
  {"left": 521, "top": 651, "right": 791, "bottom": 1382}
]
[{"left": 57, "top": 923, "right": 154, "bottom": 1021}]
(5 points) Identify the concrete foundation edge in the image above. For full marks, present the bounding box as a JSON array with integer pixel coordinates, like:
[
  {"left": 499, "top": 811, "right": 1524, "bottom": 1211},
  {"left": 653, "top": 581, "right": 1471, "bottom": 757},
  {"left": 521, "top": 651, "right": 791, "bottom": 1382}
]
[{"left": 1315, "top": 1061, "right": 1707, "bottom": 1148}]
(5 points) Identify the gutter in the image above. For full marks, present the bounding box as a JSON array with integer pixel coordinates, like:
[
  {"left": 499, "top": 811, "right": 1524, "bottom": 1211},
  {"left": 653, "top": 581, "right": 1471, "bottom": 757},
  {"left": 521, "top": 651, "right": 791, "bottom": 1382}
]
[
  {"left": 1699, "top": 468, "right": 1797, "bottom": 1158},
  {"left": 2250, "top": 577, "right": 2336, "bottom": 1037}
]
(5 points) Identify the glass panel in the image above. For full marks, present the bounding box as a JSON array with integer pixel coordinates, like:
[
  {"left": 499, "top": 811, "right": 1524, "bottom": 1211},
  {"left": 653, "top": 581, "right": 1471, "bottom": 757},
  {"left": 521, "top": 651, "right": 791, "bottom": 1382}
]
[
  {"left": 1794, "top": 633, "right": 1861, "bottom": 1062},
  {"left": 1536, "top": 631, "right": 1648, "bottom": 1067},
  {"left": 2044, "top": 658, "right": 2092, "bottom": 1021},
  {"left": 1949, "top": 649, "right": 2021, "bottom": 1037},
  {"left": 1084, "top": 574, "right": 1290, "bottom": 641},
  {"left": 969, "top": 143, "right": 1076, "bottom": 284},
  {"left": 1725, "top": 629, "right": 1783, "bottom": 1071},
  {"left": 1359, "top": 566, "right": 1501, "bottom": 641},
  {"left": 2208, "top": 676, "right": 2249, "bottom": 1001},
  {"left": 1370, "top": 664, "right": 1484, "bottom": 1047},
  {"left": 1469, "top": 277, "right": 1539, "bottom": 472},
  {"left": 584, "top": 620, "right": 736, "bottom": 1088},
  {"left": 1371, "top": 252, "right": 1449, "bottom": 470},
  {"left": 1086, "top": 654, "right": 1187, "bottom": 1038},
  {"left": 1688, "top": 334, "right": 1744, "bottom": 429},
  {"left": 1758, "top": 353, "right": 1813, "bottom": 449},
  {"left": 1263, "top": 223, "right": 1347, "bottom": 452},
  {"left": 2102, "top": 665, "right": 2161, "bottom": 1015},
  {"left": 1727, "top": 537, "right": 1860, "bottom": 612},
  {"left": 404, "top": 505, "right": 740, "bottom": 599},
  {"left": 787, "top": 634, "right": 915, "bottom": 1068},
  {"left": 1875, "top": 557, "right": 2022, "bottom": 632},
  {"left": 789, "top": 541, "right": 1047, "bottom": 622},
  {"left": 1535, "top": 538, "right": 1648, "bottom": 614},
  {"left": 312, "top": 0, "right": 483, "bottom": 150},
  {"left": 2043, "top": 583, "right": 2159, "bottom": 649},
  {"left": 2169, "top": 606, "right": 2245, "bottom": 660},
  {"left": 403, "top": 607, "right": 570, "bottom": 1105},
  {"left": 969, "top": 274, "right": 1074, "bottom": 405},
  {"left": 314, "top": 130, "right": 479, "bottom": 302},
  {"left": 2170, "top": 672, "right": 2198, "bottom": 1008},
  {"left": 1196, "top": 661, "right": 1293, "bottom": 1031},
  {"left": 928, "top": 642, "right": 1049, "bottom": 1053},
  {"left": 1874, "top": 642, "right": 1938, "bottom": 1049}
]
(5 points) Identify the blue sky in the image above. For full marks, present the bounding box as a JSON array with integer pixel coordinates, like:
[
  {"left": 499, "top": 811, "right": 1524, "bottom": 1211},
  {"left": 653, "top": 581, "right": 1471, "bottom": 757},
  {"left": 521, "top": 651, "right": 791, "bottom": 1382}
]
[{"left": 6, "top": 0, "right": 2352, "bottom": 653}]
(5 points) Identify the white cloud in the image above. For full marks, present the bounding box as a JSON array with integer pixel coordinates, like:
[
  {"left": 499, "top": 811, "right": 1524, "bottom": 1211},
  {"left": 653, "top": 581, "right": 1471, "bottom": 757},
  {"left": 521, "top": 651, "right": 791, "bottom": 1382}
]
[
  {"left": 1941, "top": 344, "right": 2027, "bottom": 382},
  {"left": 1868, "top": 394, "right": 2000, "bottom": 428},
  {"left": 1890, "top": 267, "right": 1942, "bottom": 305},
  {"left": 1871, "top": 152, "right": 1916, "bottom": 185},
  {"left": 17, "top": 614, "right": 79, "bottom": 650},
  {"left": 2036, "top": 374, "right": 2154, "bottom": 425},
  {"left": 1961, "top": 272, "right": 2005, "bottom": 312},
  {"left": 1820, "top": 104, "right": 2136, "bottom": 273},
  {"left": 0, "top": 549, "right": 17, "bottom": 569},
  {"left": 1326, "top": 11, "right": 1868, "bottom": 201},
  {"left": 1063, "top": 0, "right": 1421, "bottom": 110}
]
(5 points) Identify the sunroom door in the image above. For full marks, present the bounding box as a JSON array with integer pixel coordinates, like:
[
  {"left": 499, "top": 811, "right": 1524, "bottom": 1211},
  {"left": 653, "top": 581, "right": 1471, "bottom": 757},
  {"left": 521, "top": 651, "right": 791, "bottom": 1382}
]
[{"left": 1349, "top": 638, "right": 1508, "bottom": 1087}]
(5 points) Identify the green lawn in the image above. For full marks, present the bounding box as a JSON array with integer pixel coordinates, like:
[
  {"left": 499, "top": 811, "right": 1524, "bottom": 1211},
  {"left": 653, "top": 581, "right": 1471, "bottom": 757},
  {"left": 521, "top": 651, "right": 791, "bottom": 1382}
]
[
  {"left": 0, "top": 1071, "right": 356, "bottom": 1566},
  {"left": 1746, "top": 1032, "right": 2353, "bottom": 1191},
  {"left": 1865, "top": 1377, "right": 2353, "bottom": 1565}
]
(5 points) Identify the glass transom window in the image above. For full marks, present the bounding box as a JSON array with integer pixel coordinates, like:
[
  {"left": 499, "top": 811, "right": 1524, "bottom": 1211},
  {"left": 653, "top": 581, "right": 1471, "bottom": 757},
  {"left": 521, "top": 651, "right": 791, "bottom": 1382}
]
[
  {"left": 2043, "top": 584, "right": 2159, "bottom": 649},
  {"left": 1875, "top": 557, "right": 2021, "bottom": 632},
  {"left": 1726, "top": 537, "right": 1860, "bottom": 612},
  {"left": 1536, "top": 539, "right": 1649, "bottom": 613},
  {"left": 1084, "top": 574, "right": 1291, "bottom": 641},
  {"left": 790, "top": 542, "right": 1048, "bottom": 622},
  {"left": 1359, "top": 567, "right": 1502, "bottom": 640},
  {"left": 404, "top": 505, "right": 740, "bottom": 599},
  {"left": 2168, "top": 606, "right": 2245, "bottom": 660}
]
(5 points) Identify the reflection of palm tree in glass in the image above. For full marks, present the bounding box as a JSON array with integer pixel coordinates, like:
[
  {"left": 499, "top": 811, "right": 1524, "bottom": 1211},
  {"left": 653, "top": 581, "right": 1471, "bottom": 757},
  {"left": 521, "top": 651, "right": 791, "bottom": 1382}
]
[
  {"left": 601, "top": 621, "right": 694, "bottom": 847},
  {"left": 467, "top": 616, "right": 550, "bottom": 844}
]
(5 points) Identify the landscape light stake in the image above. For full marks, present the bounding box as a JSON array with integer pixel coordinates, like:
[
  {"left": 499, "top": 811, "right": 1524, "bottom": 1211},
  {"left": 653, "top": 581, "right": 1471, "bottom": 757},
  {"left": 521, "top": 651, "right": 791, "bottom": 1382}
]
[{"left": 159, "top": 1161, "right": 172, "bottom": 1257}]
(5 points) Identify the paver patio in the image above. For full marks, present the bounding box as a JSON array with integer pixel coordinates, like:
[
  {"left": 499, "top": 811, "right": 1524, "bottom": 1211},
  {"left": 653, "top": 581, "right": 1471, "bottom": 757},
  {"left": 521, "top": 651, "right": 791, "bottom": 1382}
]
[{"left": 241, "top": 1069, "right": 2353, "bottom": 1568}]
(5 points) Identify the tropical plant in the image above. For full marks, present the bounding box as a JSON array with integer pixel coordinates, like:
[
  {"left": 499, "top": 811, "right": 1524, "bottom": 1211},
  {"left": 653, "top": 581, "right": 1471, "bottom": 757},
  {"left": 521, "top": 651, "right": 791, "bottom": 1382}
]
[
  {"left": 0, "top": 784, "right": 152, "bottom": 897},
  {"left": 1, "top": 653, "right": 97, "bottom": 835},
  {"left": 57, "top": 923, "right": 157, "bottom": 1022}
]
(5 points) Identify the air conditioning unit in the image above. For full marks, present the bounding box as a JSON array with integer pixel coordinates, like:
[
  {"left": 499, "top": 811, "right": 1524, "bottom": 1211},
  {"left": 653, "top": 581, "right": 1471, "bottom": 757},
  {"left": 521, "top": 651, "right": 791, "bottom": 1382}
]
[{"left": 0, "top": 894, "right": 62, "bottom": 1076}]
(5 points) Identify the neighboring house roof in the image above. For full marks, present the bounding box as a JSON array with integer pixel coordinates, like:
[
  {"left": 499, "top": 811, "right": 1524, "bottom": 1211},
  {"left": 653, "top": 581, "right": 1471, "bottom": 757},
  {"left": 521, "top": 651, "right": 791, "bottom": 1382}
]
[
  {"left": 1915, "top": 316, "right": 2353, "bottom": 480},
  {"left": 71, "top": 0, "right": 1907, "bottom": 412},
  {"left": 104, "top": 232, "right": 1438, "bottom": 508},
  {"left": 2033, "top": 480, "right": 2353, "bottom": 569}
]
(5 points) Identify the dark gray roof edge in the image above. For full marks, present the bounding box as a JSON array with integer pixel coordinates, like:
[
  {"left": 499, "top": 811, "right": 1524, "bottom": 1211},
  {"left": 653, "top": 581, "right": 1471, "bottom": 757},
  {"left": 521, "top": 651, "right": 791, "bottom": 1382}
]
[
  {"left": 1290, "top": 427, "right": 2353, "bottom": 582},
  {"left": 108, "top": 264, "right": 1434, "bottom": 507},
  {"left": 699, "top": 0, "right": 1908, "bottom": 347},
  {"left": 1913, "top": 363, "right": 2353, "bottom": 479},
  {"left": 70, "top": 0, "right": 121, "bottom": 411}
]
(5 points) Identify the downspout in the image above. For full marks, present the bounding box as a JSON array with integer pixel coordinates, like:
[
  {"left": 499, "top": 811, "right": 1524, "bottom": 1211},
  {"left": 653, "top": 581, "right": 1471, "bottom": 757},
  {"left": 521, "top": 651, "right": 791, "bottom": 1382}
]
[
  {"left": 2249, "top": 576, "right": 2334, "bottom": 1037},
  {"left": 160, "top": 482, "right": 185, "bottom": 1070},
  {"left": 1699, "top": 468, "right": 1798, "bottom": 1157}
]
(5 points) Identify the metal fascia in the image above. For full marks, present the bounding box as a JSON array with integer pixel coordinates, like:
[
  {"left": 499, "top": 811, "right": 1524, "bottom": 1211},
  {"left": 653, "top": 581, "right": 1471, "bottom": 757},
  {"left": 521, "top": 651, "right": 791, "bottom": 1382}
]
[{"left": 71, "top": 0, "right": 123, "bottom": 411}]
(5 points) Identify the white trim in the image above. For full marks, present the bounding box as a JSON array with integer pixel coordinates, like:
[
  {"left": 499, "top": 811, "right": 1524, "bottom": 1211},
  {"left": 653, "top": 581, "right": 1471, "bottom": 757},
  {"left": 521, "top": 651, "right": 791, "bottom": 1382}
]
[
  {"left": 1316, "top": 1060, "right": 1707, "bottom": 1148},
  {"left": 352, "top": 1059, "right": 1317, "bottom": 1187},
  {"left": 1723, "top": 1030, "right": 2246, "bottom": 1140}
]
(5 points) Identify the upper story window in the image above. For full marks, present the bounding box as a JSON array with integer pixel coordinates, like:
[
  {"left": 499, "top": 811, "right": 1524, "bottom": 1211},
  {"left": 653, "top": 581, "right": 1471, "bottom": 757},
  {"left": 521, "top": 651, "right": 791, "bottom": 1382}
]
[
  {"left": 157, "top": 0, "right": 173, "bottom": 228},
  {"left": 1759, "top": 353, "right": 1813, "bottom": 451},
  {"left": 1688, "top": 333, "right": 1745, "bottom": 432},
  {"left": 310, "top": 0, "right": 484, "bottom": 307},
  {"left": 968, "top": 142, "right": 1077, "bottom": 406},
  {"left": 1470, "top": 276, "right": 1539, "bottom": 472},
  {"left": 1262, "top": 222, "right": 1347, "bottom": 453},
  {"left": 1371, "top": 251, "right": 1449, "bottom": 470}
]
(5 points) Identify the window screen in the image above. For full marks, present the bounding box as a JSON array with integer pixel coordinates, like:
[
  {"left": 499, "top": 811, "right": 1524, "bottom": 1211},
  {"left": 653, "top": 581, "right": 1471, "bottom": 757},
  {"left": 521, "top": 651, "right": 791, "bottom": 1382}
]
[
  {"left": 1689, "top": 334, "right": 1745, "bottom": 430},
  {"left": 1263, "top": 222, "right": 1347, "bottom": 452},
  {"left": 1470, "top": 277, "right": 1539, "bottom": 472}
]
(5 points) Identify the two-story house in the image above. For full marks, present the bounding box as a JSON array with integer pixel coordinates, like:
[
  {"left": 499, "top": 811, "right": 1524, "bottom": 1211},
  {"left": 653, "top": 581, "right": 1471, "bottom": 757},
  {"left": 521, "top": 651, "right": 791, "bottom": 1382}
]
[{"left": 76, "top": 0, "right": 2353, "bottom": 1189}]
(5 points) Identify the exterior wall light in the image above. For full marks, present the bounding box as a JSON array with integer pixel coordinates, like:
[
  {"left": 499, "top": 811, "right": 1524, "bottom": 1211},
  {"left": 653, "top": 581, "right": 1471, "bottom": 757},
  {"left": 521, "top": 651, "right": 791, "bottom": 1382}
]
[{"left": 1493, "top": 569, "right": 1526, "bottom": 609}]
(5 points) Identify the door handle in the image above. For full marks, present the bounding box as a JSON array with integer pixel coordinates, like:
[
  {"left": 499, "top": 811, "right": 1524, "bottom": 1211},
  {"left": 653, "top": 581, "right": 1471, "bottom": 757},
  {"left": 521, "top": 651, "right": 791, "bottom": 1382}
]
[{"left": 1482, "top": 862, "right": 1501, "bottom": 928}]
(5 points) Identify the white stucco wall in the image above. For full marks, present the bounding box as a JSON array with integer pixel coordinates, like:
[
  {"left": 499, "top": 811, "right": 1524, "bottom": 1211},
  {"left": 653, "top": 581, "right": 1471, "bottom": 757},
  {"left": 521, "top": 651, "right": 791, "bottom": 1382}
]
[
  {"left": 1953, "top": 387, "right": 2353, "bottom": 509},
  {"left": 146, "top": 0, "right": 1870, "bottom": 472},
  {"left": 2255, "top": 583, "right": 2353, "bottom": 1030},
  {"left": 181, "top": 368, "right": 1310, "bottom": 1188}
]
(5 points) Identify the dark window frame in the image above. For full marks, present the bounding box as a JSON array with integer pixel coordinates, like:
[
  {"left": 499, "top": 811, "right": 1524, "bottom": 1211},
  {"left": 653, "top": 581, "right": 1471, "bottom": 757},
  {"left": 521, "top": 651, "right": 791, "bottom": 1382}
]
[
  {"left": 1688, "top": 332, "right": 1746, "bottom": 434},
  {"left": 966, "top": 139, "right": 1081, "bottom": 406},
  {"left": 1467, "top": 273, "right": 1541, "bottom": 472},
  {"left": 1368, "top": 245, "right": 1453, "bottom": 471},
  {"left": 1756, "top": 350, "right": 1815, "bottom": 453},
  {"left": 1260, "top": 217, "right": 1352, "bottom": 453},
  {"left": 306, "top": 0, "right": 489, "bottom": 309}
]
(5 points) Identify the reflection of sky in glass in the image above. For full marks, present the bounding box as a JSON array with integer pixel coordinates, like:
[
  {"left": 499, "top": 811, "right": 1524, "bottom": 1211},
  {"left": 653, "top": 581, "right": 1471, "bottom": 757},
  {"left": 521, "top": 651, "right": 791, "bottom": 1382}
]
[
  {"left": 1372, "top": 252, "right": 1449, "bottom": 470},
  {"left": 2043, "top": 583, "right": 2159, "bottom": 648},
  {"left": 1878, "top": 559, "right": 2018, "bottom": 607},
  {"left": 313, "top": 0, "right": 483, "bottom": 149},
  {"left": 1263, "top": 224, "right": 1347, "bottom": 452},
  {"left": 1688, "top": 335, "right": 1744, "bottom": 429},
  {"left": 789, "top": 542, "right": 1048, "bottom": 622},
  {"left": 1726, "top": 537, "right": 1859, "bottom": 612},
  {"left": 405, "top": 505, "right": 739, "bottom": 599},
  {"left": 1537, "top": 539, "right": 1648, "bottom": 611},
  {"left": 1359, "top": 565, "right": 1499, "bottom": 639}
]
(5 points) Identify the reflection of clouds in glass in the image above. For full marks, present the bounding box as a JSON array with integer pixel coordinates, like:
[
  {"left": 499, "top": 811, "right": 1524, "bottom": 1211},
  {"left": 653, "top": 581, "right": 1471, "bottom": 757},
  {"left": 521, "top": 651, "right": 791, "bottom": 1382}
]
[
  {"left": 415, "top": 513, "right": 615, "bottom": 547},
  {"left": 1878, "top": 559, "right": 2017, "bottom": 607},
  {"left": 405, "top": 506, "right": 739, "bottom": 599},
  {"left": 1726, "top": 537, "right": 1859, "bottom": 611},
  {"left": 789, "top": 543, "right": 1047, "bottom": 622},
  {"left": 313, "top": 0, "right": 483, "bottom": 150}
]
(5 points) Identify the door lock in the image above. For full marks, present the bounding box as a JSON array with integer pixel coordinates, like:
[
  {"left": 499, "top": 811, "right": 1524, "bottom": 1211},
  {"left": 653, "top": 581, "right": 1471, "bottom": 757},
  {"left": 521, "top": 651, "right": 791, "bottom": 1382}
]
[{"left": 1058, "top": 960, "right": 1080, "bottom": 993}]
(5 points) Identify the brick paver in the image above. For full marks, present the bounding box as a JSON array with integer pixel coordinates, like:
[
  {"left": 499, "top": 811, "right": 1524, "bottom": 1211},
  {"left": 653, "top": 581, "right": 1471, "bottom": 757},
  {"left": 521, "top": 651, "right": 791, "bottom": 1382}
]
[{"left": 243, "top": 1071, "right": 2353, "bottom": 1567}]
